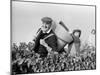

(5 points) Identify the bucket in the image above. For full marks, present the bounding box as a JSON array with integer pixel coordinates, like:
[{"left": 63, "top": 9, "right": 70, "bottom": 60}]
[{"left": 52, "top": 21, "right": 73, "bottom": 50}]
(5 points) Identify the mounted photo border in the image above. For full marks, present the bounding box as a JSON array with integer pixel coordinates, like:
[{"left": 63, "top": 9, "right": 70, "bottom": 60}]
[{"left": 10, "top": 0, "right": 96, "bottom": 75}]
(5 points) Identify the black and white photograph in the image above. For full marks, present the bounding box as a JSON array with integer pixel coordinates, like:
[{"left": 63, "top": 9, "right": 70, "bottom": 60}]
[{"left": 11, "top": 0, "right": 96, "bottom": 75}]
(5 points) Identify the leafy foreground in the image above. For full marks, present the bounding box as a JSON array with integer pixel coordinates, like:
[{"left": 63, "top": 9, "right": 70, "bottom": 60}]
[{"left": 11, "top": 42, "right": 96, "bottom": 75}]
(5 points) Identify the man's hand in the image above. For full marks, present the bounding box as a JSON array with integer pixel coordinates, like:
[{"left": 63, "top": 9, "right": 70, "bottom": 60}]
[
  {"left": 40, "top": 39, "right": 52, "bottom": 52},
  {"left": 54, "top": 51, "right": 58, "bottom": 55},
  {"left": 48, "top": 51, "right": 58, "bottom": 56},
  {"left": 40, "top": 39, "right": 47, "bottom": 46}
]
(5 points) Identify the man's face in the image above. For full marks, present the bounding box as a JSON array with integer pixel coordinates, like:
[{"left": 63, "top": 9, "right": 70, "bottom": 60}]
[
  {"left": 74, "top": 32, "right": 80, "bottom": 37},
  {"left": 41, "top": 22, "right": 51, "bottom": 32}
]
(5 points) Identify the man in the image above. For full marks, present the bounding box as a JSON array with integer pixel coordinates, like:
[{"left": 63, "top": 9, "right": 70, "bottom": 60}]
[{"left": 33, "top": 17, "right": 58, "bottom": 58}]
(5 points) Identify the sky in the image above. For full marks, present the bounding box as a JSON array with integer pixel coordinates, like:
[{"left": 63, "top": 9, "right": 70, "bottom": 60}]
[{"left": 12, "top": 1, "right": 95, "bottom": 44}]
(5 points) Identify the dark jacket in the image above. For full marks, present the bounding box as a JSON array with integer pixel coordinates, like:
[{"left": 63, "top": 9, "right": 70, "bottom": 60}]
[{"left": 34, "top": 29, "right": 57, "bottom": 57}]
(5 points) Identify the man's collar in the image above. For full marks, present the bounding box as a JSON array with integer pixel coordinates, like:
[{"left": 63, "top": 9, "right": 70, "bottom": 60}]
[
  {"left": 43, "top": 28, "right": 52, "bottom": 34},
  {"left": 46, "top": 28, "right": 52, "bottom": 33}
]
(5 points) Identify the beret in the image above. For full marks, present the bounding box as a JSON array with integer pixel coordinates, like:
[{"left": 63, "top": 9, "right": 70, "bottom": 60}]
[{"left": 41, "top": 17, "right": 52, "bottom": 24}]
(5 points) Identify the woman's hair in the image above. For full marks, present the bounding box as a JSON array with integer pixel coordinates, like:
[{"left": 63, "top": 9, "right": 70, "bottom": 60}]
[{"left": 72, "top": 29, "right": 81, "bottom": 37}]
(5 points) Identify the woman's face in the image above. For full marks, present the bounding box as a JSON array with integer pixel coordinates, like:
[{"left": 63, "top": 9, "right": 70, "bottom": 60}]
[
  {"left": 41, "top": 22, "right": 51, "bottom": 32},
  {"left": 74, "top": 32, "right": 80, "bottom": 37}
]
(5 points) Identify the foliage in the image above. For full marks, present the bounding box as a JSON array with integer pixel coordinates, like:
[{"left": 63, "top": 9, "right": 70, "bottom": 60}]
[{"left": 11, "top": 42, "right": 96, "bottom": 75}]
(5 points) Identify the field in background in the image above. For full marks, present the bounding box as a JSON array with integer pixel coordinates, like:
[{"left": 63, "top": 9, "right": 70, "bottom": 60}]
[{"left": 11, "top": 42, "right": 96, "bottom": 74}]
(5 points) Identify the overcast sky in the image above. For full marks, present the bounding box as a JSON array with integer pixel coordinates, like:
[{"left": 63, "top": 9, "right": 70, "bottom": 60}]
[{"left": 12, "top": 1, "right": 95, "bottom": 44}]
